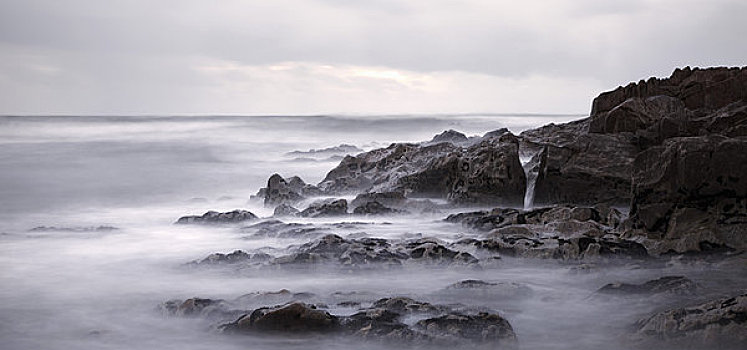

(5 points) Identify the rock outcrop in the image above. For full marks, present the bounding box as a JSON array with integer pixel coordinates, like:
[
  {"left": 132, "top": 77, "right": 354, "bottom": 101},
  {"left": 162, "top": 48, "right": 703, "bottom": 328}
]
[
  {"left": 319, "top": 133, "right": 526, "bottom": 206},
  {"left": 299, "top": 199, "right": 349, "bottom": 218},
  {"left": 632, "top": 293, "right": 747, "bottom": 349},
  {"left": 625, "top": 135, "right": 747, "bottom": 254},
  {"left": 175, "top": 210, "right": 257, "bottom": 224}
]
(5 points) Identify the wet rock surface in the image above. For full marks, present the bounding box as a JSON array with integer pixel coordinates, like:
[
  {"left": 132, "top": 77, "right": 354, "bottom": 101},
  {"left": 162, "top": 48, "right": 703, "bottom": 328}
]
[
  {"left": 175, "top": 210, "right": 258, "bottom": 224},
  {"left": 316, "top": 132, "right": 526, "bottom": 206},
  {"left": 163, "top": 293, "right": 517, "bottom": 348},
  {"left": 299, "top": 199, "right": 349, "bottom": 218},
  {"left": 631, "top": 293, "right": 747, "bottom": 349},
  {"left": 597, "top": 276, "right": 697, "bottom": 296}
]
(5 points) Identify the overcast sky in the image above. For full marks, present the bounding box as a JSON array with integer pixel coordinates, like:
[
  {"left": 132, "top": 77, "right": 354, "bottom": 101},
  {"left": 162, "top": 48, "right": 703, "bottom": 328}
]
[{"left": 0, "top": 0, "right": 745, "bottom": 115}]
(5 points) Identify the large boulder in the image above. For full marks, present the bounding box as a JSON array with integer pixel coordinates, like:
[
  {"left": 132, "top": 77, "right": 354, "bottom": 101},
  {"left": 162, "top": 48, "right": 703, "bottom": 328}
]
[{"left": 626, "top": 135, "right": 747, "bottom": 254}]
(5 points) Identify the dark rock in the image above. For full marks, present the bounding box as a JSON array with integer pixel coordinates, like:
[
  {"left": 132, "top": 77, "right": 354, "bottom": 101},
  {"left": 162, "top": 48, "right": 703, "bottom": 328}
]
[
  {"left": 429, "top": 129, "right": 468, "bottom": 144},
  {"left": 631, "top": 293, "right": 747, "bottom": 349},
  {"left": 225, "top": 302, "right": 338, "bottom": 333},
  {"left": 272, "top": 204, "right": 300, "bottom": 217},
  {"left": 597, "top": 276, "right": 696, "bottom": 296},
  {"left": 521, "top": 120, "right": 638, "bottom": 206},
  {"left": 160, "top": 298, "right": 240, "bottom": 321},
  {"left": 319, "top": 134, "right": 526, "bottom": 206},
  {"left": 415, "top": 312, "right": 517, "bottom": 346},
  {"left": 193, "top": 250, "right": 251, "bottom": 265},
  {"left": 299, "top": 199, "right": 349, "bottom": 218},
  {"left": 240, "top": 219, "right": 323, "bottom": 239},
  {"left": 372, "top": 297, "right": 442, "bottom": 314},
  {"left": 352, "top": 201, "right": 403, "bottom": 215},
  {"left": 626, "top": 135, "right": 747, "bottom": 254},
  {"left": 350, "top": 192, "right": 407, "bottom": 209},
  {"left": 175, "top": 210, "right": 257, "bottom": 224},
  {"left": 262, "top": 174, "right": 322, "bottom": 207}
]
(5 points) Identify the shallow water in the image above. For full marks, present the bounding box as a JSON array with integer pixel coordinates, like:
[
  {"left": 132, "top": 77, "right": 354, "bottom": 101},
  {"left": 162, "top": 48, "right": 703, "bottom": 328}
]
[{"left": 1, "top": 114, "right": 744, "bottom": 350}]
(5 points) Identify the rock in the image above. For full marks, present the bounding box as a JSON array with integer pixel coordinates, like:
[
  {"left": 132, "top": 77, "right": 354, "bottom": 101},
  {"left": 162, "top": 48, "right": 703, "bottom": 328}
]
[
  {"left": 192, "top": 250, "right": 251, "bottom": 265},
  {"left": 519, "top": 67, "right": 747, "bottom": 207},
  {"left": 225, "top": 302, "right": 338, "bottom": 333},
  {"left": 352, "top": 201, "right": 403, "bottom": 215},
  {"left": 175, "top": 210, "right": 257, "bottom": 224},
  {"left": 240, "top": 219, "right": 323, "bottom": 239},
  {"left": 285, "top": 144, "right": 363, "bottom": 159},
  {"left": 596, "top": 276, "right": 696, "bottom": 296},
  {"left": 440, "top": 280, "right": 533, "bottom": 300},
  {"left": 350, "top": 192, "right": 407, "bottom": 209},
  {"left": 415, "top": 312, "right": 517, "bottom": 346},
  {"left": 429, "top": 129, "right": 468, "bottom": 144},
  {"left": 372, "top": 297, "right": 442, "bottom": 314},
  {"left": 406, "top": 241, "right": 479, "bottom": 265},
  {"left": 626, "top": 135, "right": 747, "bottom": 254},
  {"left": 299, "top": 199, "right": 349, "bottom": 218},
  {"left": 521, "top": 121, "right": 638, "bottom": 206},
  {"left": 272, "top": 204, "right": 300, "bottom": 217},
  {"left": 591, "top": 66, "right": 747, "bottom": 118},
  {"left": 160, "top": 298, "right": 241, "bottom": 321},
  {"left": 261, "top": 174, "right": 322, "bottom": 207},
  {"left": 319, "top": 134, "right": 526, "bottom": 206},
  {"left": 631, "top": 293, "right": 747, "bottom": 349}
]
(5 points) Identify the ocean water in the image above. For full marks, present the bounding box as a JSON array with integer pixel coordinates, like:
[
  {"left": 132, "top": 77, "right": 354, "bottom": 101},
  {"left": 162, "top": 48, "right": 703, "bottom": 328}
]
[{"left": 0, "top": 114, "right": 743, "bottom": 350}]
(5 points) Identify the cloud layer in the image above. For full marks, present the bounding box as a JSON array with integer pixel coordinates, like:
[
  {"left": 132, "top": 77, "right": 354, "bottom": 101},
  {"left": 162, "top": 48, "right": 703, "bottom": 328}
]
[{"left": 1, "top": 0, "right": 745, "bottom": 114}]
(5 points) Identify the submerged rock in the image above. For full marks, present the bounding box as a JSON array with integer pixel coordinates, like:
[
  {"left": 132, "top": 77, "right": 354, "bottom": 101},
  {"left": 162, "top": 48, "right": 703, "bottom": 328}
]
[
  {"left": 175, "top": 210, "right": 257, "bottom": 224},
  {"left": 631, "top": 293, "right": 747, "bottom": 349},
  {"left": 596, "top": 276, "right": 696, "bottom": 296}
]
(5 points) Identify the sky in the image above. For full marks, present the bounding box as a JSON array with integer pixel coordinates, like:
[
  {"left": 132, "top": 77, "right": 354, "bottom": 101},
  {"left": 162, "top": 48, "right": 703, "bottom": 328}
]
[{"left": 0, "top": 0, "right": 745, "bottom": 115}]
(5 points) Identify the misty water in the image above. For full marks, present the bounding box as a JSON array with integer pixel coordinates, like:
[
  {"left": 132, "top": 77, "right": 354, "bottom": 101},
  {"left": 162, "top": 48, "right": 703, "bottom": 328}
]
[{"left": 1, "top": 115, "right": 744, "bottom": 350}]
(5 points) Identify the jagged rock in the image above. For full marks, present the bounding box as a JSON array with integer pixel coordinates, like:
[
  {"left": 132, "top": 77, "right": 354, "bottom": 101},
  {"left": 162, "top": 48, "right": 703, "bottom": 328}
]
[
  {"left": 261, "top": 174, "right": 322, "bottom": 207},
  {"left": 521, "top": 121, "right": 638, "bottom": 206},
  {"left": 626, "top": 135, "right": 747, "bottom": 254},
  {"left": 596, "top": 276, "right": 696, "bottom": 296},
  {"left": 352, "top": 201, "right": 403, "bottom": 215},
  {"left": 429, "top": 129, "right": 468, "bottom": 144},
  {"left": 631, "top": 293, "right": 747, "bottom": 349},
  {"left": 240, "top": 219, "right": 323, "bottom": 238},
  {"left": 350, "top": 192, "right": 407, "bottom": 209},
  {"left": 272, "top": 204, "right": 300, "bottom": 217},
  {"left": 446, "top": 205, "right": 622, "bottom": 232},
  {"left": 299, "top": 199, "right": 349, "bottom": 218},
  {"left": 319, "top": 133, "right": 526, "bottom": 206},
  {"left": 406, "top": 241, "right": 479, "bottom": 265},
  {"left": 591, "top": 66, "right": 747, "bottom": 118},
  {"left": 175, "top": 210, "right": 257, "bottom": 224},
  {"left": 192, "top": 250, "right": 251, "bottom": 265}
]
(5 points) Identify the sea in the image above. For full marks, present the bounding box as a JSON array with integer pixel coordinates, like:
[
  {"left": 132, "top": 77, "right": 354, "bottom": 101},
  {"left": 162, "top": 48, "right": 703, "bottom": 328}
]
[{"left": 0, "top": 114, "right": 742, "bottom": 350}]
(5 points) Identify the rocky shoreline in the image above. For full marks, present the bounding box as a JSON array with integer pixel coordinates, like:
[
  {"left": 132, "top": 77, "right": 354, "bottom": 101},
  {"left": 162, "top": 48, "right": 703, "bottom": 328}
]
[{"left": 169, "top": 67, "right": 747, "bottom": 349}]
